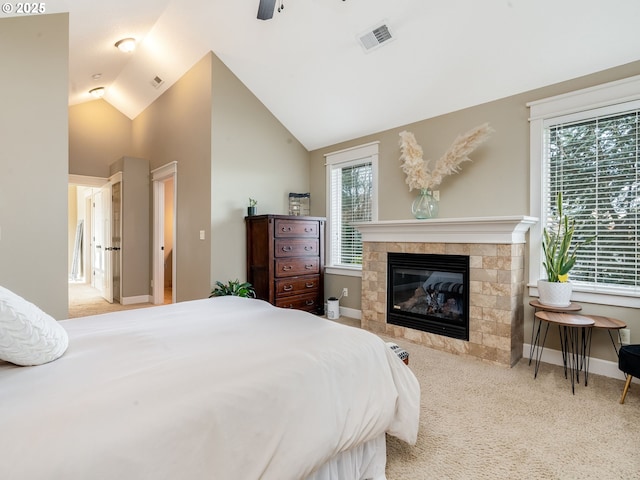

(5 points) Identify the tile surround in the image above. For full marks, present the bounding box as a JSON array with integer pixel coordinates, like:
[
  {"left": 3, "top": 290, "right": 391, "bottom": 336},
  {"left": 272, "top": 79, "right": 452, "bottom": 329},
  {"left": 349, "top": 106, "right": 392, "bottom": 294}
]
[{"left": 356, "top": 217, "right": 536, "bottom": 367}]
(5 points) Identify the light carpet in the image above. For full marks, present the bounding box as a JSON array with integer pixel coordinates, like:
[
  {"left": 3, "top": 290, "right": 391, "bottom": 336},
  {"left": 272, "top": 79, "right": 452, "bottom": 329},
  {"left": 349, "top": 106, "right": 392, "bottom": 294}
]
[
  {"left": 68, "top": 283, "right": 154, "bottom": 318},
  {"left": 382, "top": 335, "right": 640, "bottom": 480}
]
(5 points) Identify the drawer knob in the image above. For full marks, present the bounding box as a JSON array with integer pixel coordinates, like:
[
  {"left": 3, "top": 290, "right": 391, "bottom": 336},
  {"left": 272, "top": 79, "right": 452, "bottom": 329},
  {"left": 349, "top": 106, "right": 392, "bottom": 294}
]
[
  {"left": 282, "top": 245, "right": 293, "bottom": 252},
  {"left": 282, "top": 265, "right": 292, "bottom": 271},
  {"left": 305, "top": 300, "right": 315, "bottom": 306},
  {"left": 283, "top": 284, "right": 293, "bottom": 291},
  {"left": 305, "top": 282, "right": 314, "bottom": 288},
  {"left": 305, "top": 264, "right": 314, "bottom": 269},
  {"left": 304, "top": 245, "right": 313, "bottom": 251}
]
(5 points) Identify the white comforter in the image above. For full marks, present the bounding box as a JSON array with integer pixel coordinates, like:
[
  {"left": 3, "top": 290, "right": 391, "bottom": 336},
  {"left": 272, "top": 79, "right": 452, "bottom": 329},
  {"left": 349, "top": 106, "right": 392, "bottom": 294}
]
[{"left": 0, "top": 297, "right": 420, "bottom": 480}]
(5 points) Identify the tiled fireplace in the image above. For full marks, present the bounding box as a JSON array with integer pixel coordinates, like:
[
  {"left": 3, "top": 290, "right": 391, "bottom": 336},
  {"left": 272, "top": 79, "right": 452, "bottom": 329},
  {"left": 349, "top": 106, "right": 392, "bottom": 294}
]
[{"left": 355, "top": 216, "right": 536, "bottom": 367}]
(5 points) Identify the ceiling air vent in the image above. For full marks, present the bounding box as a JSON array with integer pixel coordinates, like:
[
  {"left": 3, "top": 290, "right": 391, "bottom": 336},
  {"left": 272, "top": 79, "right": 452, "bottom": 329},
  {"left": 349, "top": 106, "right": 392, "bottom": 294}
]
[
  {"left": 150, "top": 75, "right": 165, "bottom": 89},
  {"left": 358, "top": 22, "right": 394, "bottom": 52}
]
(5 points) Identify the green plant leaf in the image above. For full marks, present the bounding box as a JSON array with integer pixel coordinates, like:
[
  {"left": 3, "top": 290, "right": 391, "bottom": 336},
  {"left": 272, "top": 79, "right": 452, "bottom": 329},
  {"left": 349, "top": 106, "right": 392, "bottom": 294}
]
[
  {"left": 209, "top": 279, "right": 256, "bottom": 298},
  {"left": 541, "top": 192, "right": 594, "bottom": 283}
]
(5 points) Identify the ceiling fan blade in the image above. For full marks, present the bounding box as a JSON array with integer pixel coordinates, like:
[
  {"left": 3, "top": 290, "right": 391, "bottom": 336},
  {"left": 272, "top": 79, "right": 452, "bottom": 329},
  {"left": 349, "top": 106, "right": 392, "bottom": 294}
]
[{"left": 257, "top": 0, "right": 276, "bottom": 20}]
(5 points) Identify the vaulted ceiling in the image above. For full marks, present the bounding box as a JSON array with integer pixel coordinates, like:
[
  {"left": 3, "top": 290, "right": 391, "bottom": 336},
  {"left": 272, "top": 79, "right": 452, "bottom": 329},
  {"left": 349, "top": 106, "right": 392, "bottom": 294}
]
[{"left": 11, "top": 0, "right": 640, "bottom": 150}]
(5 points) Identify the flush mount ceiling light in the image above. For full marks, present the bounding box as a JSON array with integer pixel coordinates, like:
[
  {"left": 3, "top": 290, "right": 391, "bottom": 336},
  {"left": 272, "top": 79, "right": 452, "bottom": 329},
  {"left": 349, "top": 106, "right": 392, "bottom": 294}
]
[
  {"left": 114, "top": 37, "right": 136, "bottom": 53},
  {"left": 89, "top": 87, "right": 105, "bottom": 98}
]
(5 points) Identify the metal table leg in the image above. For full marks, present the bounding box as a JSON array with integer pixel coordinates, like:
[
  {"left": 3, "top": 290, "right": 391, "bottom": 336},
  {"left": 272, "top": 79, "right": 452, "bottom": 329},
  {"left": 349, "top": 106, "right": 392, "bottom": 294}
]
[
  {"left": 533, "top": 321, "right": 551, "bottom": 379},
  {"left": 529, "top": 315, "right": 543, "bottom": 366}
]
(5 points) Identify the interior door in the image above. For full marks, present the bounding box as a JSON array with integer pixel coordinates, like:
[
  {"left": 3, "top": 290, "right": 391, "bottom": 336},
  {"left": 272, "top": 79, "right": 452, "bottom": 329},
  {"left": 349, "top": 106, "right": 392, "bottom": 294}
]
[
  {"left": 92, "top": 184, "right": 113, "bottom": 303},
  {"left": 111, "top": 180, "right": 122, "bottom": 303}
]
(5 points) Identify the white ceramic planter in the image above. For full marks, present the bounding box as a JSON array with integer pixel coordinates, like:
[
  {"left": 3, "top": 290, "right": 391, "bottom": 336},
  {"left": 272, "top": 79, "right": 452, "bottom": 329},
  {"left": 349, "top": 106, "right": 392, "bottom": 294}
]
[{"left": 537, "top": 279, "right": 572, "bottom": 307}]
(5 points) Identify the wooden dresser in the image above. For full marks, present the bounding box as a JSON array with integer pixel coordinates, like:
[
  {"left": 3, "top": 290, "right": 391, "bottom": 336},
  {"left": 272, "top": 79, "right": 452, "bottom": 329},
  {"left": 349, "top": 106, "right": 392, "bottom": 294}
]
[{"left": 246, "top": 215, "right": 325, "bottom": 314}]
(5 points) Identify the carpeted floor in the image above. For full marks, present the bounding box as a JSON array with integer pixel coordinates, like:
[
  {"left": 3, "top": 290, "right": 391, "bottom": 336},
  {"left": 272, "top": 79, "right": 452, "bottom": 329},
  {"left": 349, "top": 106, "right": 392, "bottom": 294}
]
[
  {"left": 67, "top": 283, "right": 156, "bottom": 318},
  {"left": 379, "top": 334, "right": 640, "bottom": 479}
]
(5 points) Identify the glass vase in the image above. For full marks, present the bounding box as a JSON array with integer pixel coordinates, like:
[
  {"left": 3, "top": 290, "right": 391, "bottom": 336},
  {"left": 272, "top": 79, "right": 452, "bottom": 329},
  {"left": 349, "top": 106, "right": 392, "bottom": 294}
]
[{"left": 412, "top": 188, "right": 439, "bottom": 219}]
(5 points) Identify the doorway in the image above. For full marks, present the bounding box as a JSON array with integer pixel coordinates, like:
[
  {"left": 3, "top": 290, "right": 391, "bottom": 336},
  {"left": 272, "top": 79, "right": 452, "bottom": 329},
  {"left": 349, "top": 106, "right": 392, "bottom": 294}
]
[
  {"left": 152, "top": 162, "right": 177, "bottom": 305},
  {"left": 68, "top": 174, "right": 122, "bottom": 313}
]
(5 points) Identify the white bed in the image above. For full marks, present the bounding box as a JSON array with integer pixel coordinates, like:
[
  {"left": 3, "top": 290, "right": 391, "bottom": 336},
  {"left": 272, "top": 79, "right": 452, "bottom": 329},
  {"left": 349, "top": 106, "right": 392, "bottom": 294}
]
[{"left": 0, "top": 296, "right": 420, "bottom": 480}]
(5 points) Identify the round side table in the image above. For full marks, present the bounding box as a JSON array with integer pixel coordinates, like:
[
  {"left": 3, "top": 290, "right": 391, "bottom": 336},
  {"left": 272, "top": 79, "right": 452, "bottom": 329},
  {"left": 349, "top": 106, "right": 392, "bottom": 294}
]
[
  {"left": 533, "top": 311, "right": 595, "bottom": 394},
  {"left": 583, "top": 314, "right": 627, "bottom": 385},
  {"left": 528, "top": 299, "right": 582, "bottom": 366}
]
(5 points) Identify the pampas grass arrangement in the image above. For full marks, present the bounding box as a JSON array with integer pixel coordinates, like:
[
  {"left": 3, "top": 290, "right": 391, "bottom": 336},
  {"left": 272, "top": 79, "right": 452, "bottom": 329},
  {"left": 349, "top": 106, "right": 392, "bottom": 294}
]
[{"left": 399, "top": 123, "right": 495, "bottom": 191}]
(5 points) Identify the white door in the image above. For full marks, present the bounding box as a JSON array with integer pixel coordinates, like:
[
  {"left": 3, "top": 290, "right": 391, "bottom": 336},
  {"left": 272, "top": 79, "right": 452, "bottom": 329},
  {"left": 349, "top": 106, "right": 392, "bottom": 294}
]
[{"left": 92, "top": 184, "right": 113, "bottom": 303}]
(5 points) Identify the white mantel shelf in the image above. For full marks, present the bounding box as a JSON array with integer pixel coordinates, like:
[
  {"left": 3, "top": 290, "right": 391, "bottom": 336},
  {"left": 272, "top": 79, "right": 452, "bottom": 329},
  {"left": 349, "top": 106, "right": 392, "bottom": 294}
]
[{"left": 354, "top": 216, "right": 538, "bottom": 244}]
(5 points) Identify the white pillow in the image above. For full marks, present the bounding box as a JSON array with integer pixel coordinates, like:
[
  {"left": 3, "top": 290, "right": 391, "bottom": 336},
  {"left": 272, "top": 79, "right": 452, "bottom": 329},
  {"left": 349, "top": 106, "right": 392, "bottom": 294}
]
[{"left": 0, "top": 286, "right": 69, "bottom": 366}]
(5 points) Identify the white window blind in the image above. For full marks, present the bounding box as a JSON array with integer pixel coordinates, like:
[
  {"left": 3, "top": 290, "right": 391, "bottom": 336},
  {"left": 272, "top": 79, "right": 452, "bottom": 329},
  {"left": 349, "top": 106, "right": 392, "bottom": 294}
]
[
  {"left": 544, "top": 109, "right": 639, "bottom": 294},
  {"left": 325, "top": 142, "right": 378, "bottom": 272},
  {"left": 529, "top": 75, "right": 640, "bottom": 306}
]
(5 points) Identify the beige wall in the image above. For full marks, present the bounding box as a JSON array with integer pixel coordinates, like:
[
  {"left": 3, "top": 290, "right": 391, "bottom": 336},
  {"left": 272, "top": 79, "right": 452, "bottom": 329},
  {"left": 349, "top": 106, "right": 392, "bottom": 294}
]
[
  {"left": 210, "top": 53, "right": 310, "bottom": 284},
  {"left": 67, "top": 51, "right": 310, "bottom": 302},
  {"left": 69, "top": 100, "right": 133, "bottom": 177},
  {"left": 0, "top": 14, "right": 69, "bottom": 319},
  {"left": 109, "top": 157, "right": 150, "bottom": 299},
  {"left": 132, "top": 54, "right": 213, "bottom": 301},
  {"left": 311, "top": 60, "right": 640, "bottom": 362}
]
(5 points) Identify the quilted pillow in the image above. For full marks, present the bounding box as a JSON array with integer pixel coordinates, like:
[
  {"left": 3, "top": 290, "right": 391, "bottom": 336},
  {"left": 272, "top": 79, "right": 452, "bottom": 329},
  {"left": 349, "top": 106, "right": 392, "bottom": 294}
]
[{"left": 0, "top": 286, "right": 68, "bottom": 366}]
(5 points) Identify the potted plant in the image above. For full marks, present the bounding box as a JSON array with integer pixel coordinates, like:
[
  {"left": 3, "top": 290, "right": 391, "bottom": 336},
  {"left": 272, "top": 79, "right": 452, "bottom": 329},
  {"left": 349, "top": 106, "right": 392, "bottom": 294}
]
[
  {"left": 538, "top": 192, "right": 594, "bottom": 307},
  {"left": 209, "top": 279, "right": 256, "bottom": 298},
  {"left": 247, "top": 198, "right": 257, "bottom": 216}
]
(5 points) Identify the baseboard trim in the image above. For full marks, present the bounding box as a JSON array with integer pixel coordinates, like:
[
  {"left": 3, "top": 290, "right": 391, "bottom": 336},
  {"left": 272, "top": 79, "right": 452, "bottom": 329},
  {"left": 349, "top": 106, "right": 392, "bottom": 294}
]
[
  {"left": 523, "top": 343, "right": 638, "bottom": 382},
  {"left": 120, "top": 295, "right": 152, "bottom": 305},
  {"left": 339, "top": 306, "right": 361, "bottom": 320}
]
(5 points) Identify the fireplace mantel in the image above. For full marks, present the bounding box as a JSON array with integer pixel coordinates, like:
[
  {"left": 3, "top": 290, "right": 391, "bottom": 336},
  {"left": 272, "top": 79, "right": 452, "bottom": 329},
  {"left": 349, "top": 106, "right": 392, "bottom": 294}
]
[{"left": 354, "top": 216, "right": 537, "bottom": 244}]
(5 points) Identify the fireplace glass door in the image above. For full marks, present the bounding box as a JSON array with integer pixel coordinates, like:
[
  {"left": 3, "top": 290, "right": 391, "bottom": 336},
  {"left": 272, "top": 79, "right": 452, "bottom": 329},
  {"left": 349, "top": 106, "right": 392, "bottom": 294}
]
[{"left": 387, "top": 253, "right": 469, "bottom": 340}]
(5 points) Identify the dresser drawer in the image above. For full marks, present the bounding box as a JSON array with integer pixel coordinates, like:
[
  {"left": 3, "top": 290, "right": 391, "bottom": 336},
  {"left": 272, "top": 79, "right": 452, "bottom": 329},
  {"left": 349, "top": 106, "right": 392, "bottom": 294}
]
[
  {"left": 274, "top": 238, "right": 318, "bottom": 257},
  {"left": 275, "top": 219, "right": 319, "bottom": 238},
  {"left": 275, "top": 257, "right": 319, "bottom": 277},
  {"left": 275, "top": 275, "right": 320, "bottom": 297},
  {"left": 275, "top": 292, "right": 320, "bottom": 312}
]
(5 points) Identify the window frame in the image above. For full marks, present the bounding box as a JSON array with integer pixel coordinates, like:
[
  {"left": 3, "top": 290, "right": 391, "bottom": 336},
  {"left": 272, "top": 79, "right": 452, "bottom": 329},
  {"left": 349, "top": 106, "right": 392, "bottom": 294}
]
[
  {"left": 325, "top": 142, "right": 379, "bottom": 276},
  {"left": 528, "top": 75, "right": 640, "bottom": 308}
]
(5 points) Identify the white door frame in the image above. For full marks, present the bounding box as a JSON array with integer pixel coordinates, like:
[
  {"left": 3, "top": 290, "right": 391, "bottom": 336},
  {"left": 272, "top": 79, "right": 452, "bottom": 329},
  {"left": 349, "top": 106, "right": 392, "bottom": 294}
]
[
  {"left": 68, "top": 174, "right": 108, "bottom": 288},
  {"left": 152, "top": 162, "right": 177, "bottom": 304}
]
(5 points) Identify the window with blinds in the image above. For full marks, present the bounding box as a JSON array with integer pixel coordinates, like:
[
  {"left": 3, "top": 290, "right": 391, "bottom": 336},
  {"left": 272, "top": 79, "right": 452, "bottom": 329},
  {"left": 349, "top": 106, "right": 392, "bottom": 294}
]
[
  {"left": 543, "top": 109, "right": 639, "bottom": 294},
  {"left": 325, "top": 142, "right": 379, "bottom": 272},
  {"left": 330, "top": 162, "right": 372, "bottom": 266}
]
